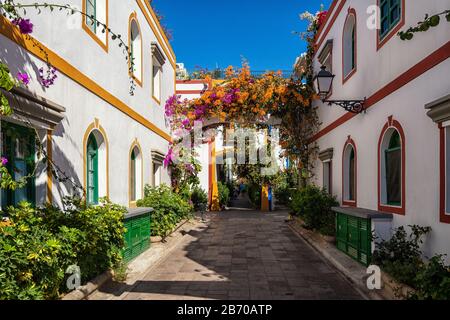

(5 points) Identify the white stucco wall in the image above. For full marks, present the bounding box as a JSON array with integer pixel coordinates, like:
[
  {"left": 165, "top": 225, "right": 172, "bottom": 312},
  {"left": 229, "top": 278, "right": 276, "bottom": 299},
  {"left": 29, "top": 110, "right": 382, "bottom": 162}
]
[
  {"left": 0, "top": 0, "right": 175, "bottom": 207},
  {"left": 311, "top": 0, "right": 450, "bottom": 262}
]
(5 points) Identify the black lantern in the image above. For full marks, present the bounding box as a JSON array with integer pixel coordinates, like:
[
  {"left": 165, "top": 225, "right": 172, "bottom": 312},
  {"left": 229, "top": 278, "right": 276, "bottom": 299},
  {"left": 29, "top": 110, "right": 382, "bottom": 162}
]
[
  {"left": 313, "top": 65, "right": 366, "bottom": 114},
  {"left": 313, "top": 65, "right": 335, "bottom": 100}
]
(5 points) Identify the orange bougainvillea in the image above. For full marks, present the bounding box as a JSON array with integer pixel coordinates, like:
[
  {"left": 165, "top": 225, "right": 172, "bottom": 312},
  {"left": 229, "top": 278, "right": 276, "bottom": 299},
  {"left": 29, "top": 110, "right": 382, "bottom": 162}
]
[{"left": 165, "top": 64, "right": 311, "bottom": 136}]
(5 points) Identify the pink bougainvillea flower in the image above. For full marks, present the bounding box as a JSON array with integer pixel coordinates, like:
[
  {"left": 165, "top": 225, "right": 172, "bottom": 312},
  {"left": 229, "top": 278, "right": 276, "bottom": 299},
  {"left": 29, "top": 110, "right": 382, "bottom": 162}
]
[
  {"left": 1, "top": 157, "right": 8, "bottom": 166},
  {"left": 182, "top": 119, "right": 191, "bottom": 128},
  {"left": 17, "top": 72, "right": 30, "bottom": 85},
  {"left": 39, "top": 66, "right": 58, "bottom": 88},
  {"left": 163, "top": 148, "right": 174, "bottom": 168},
  {"left": 12, "top": 18, "right": 34, "bottom": 34},
  {"left": 317, "top": 11, "right": 328, "bottom": 27}
]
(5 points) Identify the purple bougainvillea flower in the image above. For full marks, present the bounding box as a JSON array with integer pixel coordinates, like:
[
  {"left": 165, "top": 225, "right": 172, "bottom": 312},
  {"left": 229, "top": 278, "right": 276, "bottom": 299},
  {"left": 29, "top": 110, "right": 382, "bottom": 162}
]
[
  {"left": 182, "top": 119, "right": 191, "bottom": 128},
  {"left": 17, "top": 72, "right": 30, "bottom": 85},
  {"left": 163, "top": 148, "right": 174, "bottom": 168},
  {"left": 12, "top": 18, "right": 34, "bottom": 34},
  {"left": 1, "top": 157, "right": 8, "bottom": 166},
  {"left": 185, "top": 164, "right": 194, "bottom": 173}
]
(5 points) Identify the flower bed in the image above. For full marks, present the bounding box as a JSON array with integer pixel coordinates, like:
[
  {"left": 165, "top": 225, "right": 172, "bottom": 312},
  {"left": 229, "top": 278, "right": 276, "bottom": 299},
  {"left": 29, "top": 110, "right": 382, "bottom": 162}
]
[{"left": 0, "top": 199, "right": 126, "bottom": 300}]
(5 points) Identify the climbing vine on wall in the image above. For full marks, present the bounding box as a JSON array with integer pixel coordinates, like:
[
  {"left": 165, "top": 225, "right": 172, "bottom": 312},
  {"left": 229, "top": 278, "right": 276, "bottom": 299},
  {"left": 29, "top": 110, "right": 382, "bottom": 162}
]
[{"left": 398, "top": 10, "right": 450, "bottom": 40}]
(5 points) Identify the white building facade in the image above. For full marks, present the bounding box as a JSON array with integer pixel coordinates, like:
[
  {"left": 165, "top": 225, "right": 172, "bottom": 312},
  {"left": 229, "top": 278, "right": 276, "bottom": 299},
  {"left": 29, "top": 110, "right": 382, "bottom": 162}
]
[
  {"left": 310, "top": 0, "right": 450, "bottom": 261},
  {"left": 0, "top": 0, "right": 175, "bottom": 208}
]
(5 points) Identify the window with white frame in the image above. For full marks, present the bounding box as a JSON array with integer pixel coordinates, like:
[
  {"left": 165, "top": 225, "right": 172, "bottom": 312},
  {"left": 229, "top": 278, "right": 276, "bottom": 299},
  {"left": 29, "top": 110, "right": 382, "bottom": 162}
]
[
  {"left": 152, "top": 63, "right": 161, "bottom": 102},
  {"left": 130, "top": 19, "right": 142, "bottom": 82},
  {"left": 343, "top": 12, "right": 356, "bottom": 79},
  {"left": 84, "top": 0, "right": 107, "bottom": 46},
  {"left": 319, "top": 148, "right": 333, "bottom": 195},
  {"left": 151, "top": 43, "right": 166, "bottom": 104}
]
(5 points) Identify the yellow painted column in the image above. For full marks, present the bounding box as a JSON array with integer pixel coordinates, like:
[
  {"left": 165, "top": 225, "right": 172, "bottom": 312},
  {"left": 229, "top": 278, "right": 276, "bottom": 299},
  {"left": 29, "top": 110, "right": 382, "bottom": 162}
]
[
  {"left": 209, "top": 139, "right": 220, "bottom": 211},
  {"left": 261, "top": 184, "right": 269, "bottom": 212}
]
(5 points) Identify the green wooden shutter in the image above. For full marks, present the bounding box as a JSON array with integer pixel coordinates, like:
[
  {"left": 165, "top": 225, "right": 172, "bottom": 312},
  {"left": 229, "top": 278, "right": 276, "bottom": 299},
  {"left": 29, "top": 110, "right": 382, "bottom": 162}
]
[
  {"left": 85, "top": 0, "right": 97, "bottom": 33},
  {"left": 385, "top": 131, "right": 401, "bottom": 205},
  {"left": 1, "top": 122, "right": 36, "bottom": 208},
  {"left": 87, "top": 134, "right": 99, "bottom": 205},
  {"left": 380, "top": 0, "right": 401, "bottom": 39}
]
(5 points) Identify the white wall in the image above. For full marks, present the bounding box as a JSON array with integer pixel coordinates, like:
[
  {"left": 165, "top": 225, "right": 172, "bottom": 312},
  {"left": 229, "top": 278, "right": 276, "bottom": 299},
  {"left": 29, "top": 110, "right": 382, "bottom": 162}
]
[
  {"left": 0, "top": 0, "right": 175, "bottom": 207},
  {"left": 311, "top": 0, "right": 450, "bottom": 262}
]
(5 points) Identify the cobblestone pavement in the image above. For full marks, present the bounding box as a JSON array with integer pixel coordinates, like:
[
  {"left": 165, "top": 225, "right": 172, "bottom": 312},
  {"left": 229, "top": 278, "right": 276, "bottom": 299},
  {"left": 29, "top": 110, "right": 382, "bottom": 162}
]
[{"left": 122, "top": 210, "right": 363, "bottom": 300}]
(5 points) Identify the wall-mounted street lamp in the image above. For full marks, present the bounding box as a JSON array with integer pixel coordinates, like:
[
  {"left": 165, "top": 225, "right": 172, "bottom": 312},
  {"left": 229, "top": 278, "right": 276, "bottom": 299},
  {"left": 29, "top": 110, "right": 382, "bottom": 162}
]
[{"left": 313, "top": 66, "right": 366, "bottom": 114}]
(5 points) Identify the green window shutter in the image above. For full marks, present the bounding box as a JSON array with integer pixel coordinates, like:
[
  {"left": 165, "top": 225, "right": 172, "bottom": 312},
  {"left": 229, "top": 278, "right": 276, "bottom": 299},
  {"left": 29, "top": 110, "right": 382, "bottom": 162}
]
[
  {"left": 385, "top": 131, "right": 401, "bottom": 206},
  {"left": 1, "top": 122, "right": 36, "bottom": 208},
  {"left": 85, "top": 0, "right": 97, "bottom": 33},
  {"left": 87, "top": 134, "right": 99, "bottom": 205},
  {"left": 380, "top": 0, "right": 402, "bottom": 39},
  {"left": 130, "top": 149, "right": 136, "bottom": 201}
]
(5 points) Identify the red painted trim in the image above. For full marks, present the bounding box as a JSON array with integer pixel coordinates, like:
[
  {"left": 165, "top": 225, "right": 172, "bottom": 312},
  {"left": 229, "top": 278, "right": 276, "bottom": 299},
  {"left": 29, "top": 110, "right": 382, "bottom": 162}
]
[
  {"left": 315, "top": 0, "right": 347, "bottom": 54},
  {"left": 439, "top": 123, "right": 450, "bottom": 223},
  {"left": 311, "top": 41, "right": 450, "bottom": 142},
  {"left": 175, "top": 90, "right": 205, "bottom": 95},
  {"left": 342, "top": 8, "right": 357, "bottom": 84},
  {"left": 377, "top": 0, "right": 406, "bottom": 51},
  {"left": 342, "top": 136, "right": 357, "bottom": 207},
  {"left": 377, "top": 118, "right": 406, "bottom": 215}
]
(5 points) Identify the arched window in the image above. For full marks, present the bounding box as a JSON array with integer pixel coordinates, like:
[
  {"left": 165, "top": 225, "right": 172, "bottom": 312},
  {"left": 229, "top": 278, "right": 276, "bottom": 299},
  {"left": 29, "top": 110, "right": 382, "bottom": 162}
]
[
  {"left": 129, "top": 16, "right": 142, "bottom": 84},
  {"left": 85, "top": 130, "right": 108, "bottom": 205},
  {"left": 130, "top": 144, "right": 143, "bottom": 204},
  {"left": 383, "top": 130, "right": 401, "bottom": 205},
  {"left": 342, "top": 139, "right": 357, "bottom": 206},
  {"left": 378, "top": 118, "right": 405, "bottom": 214},
  {"left": 86, "top": 134, "right": 99, "bottom": 204},
  {"left": 343, "top": 10, "right": 356, "bottom": 81}
]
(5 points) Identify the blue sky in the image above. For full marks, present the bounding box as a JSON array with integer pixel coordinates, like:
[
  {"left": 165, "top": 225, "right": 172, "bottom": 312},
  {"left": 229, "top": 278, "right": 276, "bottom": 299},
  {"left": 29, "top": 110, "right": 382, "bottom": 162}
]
[{"left": 152, "top": 0, "right": 332, "bottom": 73}]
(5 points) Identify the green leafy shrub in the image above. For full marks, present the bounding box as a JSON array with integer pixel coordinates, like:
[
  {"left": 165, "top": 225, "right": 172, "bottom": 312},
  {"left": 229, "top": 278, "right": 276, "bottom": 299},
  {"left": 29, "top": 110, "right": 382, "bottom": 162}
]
[
  {"left": 247, "top": 183, "right": 261, "bottom": 208},
  {"left": 190, "top": 186, "right": 208, "bottom": 211},
  {"left": 0, "top": 198, "right": 126, "bottom": 300},
  {"left": 137, "top": 185, "right": 192, "bottom": 237},
  {"left": 289, "top": 185, "right": 338, "bottom": 236},
  {"left": 409, "top": 254, "right": 450, "bottom": 300},
  {"left": 217, "top": 181, "right": 230, "bottom": 208},
  {"left": 372, "top": 225, "right": 431, "bottom": 287}
]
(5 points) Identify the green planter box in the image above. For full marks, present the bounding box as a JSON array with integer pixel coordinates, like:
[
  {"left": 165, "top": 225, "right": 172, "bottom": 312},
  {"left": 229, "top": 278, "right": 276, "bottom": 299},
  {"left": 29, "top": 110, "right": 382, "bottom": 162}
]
[
  {"left": 122, "top": 207, "right": 152, "bottom": 262},
  {"left": 333, "top": 207, "right": 393, "bottom": 266}
]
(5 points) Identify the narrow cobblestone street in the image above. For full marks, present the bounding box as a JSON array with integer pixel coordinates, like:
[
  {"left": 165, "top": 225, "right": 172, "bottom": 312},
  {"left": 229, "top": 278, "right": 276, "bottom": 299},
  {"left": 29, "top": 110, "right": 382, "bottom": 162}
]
[{"left": 110, "top": 210, "right": 363, "bottom": 300}]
